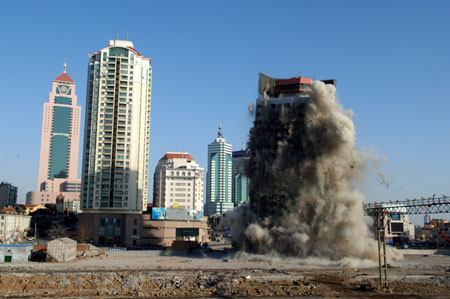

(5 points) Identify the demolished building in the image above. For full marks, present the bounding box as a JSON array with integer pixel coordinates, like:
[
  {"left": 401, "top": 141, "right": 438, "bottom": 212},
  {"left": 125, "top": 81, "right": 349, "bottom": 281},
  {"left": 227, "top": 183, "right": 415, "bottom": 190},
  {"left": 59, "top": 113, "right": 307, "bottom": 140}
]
[
  {"left": 247, "top": 74, "right": 335, "bottom": 219},
  {"left": 223, "top": 73, "right": 380, "bottom": 260}
]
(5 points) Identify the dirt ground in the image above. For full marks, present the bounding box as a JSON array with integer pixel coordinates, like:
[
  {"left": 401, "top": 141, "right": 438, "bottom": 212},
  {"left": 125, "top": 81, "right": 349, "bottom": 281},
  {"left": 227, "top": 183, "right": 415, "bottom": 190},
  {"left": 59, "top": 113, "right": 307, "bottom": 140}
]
[{"left": 0, "top": 248, "right": 449, "bottom": 298}]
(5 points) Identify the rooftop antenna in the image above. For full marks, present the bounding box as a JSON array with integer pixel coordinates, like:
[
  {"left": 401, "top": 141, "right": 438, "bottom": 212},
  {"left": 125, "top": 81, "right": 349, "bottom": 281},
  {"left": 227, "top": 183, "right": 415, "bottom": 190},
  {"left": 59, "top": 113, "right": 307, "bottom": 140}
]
[
  {"left": 126, "top": 32, "right": 128, "bottom": 41},
  {"left": 218, "top": 123, "right": 223, "bottom": 138},
  {"left": 63, "top": 59, "right": 67, "bottom": 73},
  {"left": 115, "top": 32, "right": 118, "bottom": 40},
  {"left": 241, "top": 136, "right": 245, "bottom": 150}
]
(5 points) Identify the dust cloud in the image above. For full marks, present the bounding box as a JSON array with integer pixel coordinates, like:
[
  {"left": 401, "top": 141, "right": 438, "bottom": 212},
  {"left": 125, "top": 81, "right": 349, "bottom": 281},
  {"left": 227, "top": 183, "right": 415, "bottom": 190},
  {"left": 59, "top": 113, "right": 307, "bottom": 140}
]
[{"left": 222, "top": 80, "right": 401, "bottom": 262}]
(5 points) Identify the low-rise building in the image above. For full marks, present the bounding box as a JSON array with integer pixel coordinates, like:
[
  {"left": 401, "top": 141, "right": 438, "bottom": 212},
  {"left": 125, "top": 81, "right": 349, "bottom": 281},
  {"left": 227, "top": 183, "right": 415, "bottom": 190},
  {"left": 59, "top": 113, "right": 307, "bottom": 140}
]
[
  {"left": 26, "top": 179, "right": 81, "bottom": 206},
  {"left": 384, "top": 213, "right": 414, "bottom": 244},
  {"left": 47, "top": 237, "right": 77, "bottom": 262},
  {"left": 0, "top": 243, "right": 33, "bottom": 262},
  {"left": 15, "top": 204, "right": 47, "bottom": 215},
  {"left": 416, "top": 218, "right": 450, "bottom": 245},
  {"left": 65, "top": 199, "right": 81, "bottom": 213},
  {"left": 139, "top": 212, "right": 208, "bottom": 247},
  {"left": 78, "top": 209, "right": 208, "bottom": 248},
  {"left": 0, "top": 207, "right": 32, "bottom": 243}
]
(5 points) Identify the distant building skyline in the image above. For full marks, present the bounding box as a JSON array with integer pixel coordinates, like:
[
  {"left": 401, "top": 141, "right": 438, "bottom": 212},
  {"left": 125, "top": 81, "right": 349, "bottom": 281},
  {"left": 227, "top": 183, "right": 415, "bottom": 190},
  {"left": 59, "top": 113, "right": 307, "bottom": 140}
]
[
  {"left": 153, "top": 152, "right": 204, "bottom": 210},
  {"left": 204, "top": 124, "right": 233, "bottom": 215},
  {"left": 80, "top": 39, "right": 152, "bottom": 213},
  {"left": 26, "top": 65, "right": 81, "bottom": 206},
  {"left": 0, "top": 182, "right": 18, "bottom": 209}
]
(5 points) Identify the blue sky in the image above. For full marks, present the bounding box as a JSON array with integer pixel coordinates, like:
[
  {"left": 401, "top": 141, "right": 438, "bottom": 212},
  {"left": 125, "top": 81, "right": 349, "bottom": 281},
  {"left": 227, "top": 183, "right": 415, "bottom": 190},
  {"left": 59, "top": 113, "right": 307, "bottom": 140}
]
[{"left": 1, "top": 1, "right": 449, "bottom": 224}]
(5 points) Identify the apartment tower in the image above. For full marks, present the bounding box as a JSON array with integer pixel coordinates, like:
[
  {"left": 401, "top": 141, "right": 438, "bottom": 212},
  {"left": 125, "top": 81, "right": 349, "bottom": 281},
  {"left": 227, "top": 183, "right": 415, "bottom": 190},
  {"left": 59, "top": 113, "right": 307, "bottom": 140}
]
[{"left": 79, "top": 39, "right": 152, "bottom": 246}]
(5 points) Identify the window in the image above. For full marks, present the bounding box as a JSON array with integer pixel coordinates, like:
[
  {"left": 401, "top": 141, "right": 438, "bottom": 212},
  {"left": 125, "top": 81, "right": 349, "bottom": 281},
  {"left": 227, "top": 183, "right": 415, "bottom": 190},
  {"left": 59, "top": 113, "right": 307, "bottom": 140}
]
[{"left": 390, "top": 214, "right": 401, "bottom": 221}]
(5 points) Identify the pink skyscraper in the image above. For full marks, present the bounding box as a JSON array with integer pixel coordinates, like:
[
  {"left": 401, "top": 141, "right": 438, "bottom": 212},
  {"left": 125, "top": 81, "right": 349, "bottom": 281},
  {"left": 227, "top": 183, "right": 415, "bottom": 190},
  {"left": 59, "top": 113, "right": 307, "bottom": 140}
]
[{"left": 26, "top": 63, "right": 82, "bottom": 208}]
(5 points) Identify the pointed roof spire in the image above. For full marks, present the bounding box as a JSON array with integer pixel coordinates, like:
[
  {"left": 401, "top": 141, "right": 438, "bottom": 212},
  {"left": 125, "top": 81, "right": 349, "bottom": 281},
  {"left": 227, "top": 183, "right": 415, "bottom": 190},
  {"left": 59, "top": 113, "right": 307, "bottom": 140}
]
[
  {"left": 218, "top": 123, "right": 223, "bottom": 138},
  {"left": 54, "top": 61, "right": 74, "bottom": 83}
]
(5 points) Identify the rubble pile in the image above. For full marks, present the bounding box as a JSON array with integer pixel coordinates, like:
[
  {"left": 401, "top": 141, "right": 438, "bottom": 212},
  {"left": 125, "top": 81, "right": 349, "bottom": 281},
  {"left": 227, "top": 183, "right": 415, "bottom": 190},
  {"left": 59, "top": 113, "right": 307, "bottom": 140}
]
[
  {"left": 0, "top": 268, "right": 449, "bottom": 297},
  {"left": 0, "top": 270, "right": 332, "bottom": 297}
]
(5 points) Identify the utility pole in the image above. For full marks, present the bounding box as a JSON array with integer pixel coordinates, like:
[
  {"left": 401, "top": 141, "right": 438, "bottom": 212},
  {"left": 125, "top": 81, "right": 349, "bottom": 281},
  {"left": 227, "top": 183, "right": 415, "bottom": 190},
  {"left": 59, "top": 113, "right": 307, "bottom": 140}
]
[
  {"left": 377, "top": 215, "right": 388, "bottom": 288},
  {"left": 34, "top": 221, "right": 37, "bottom": 245}
]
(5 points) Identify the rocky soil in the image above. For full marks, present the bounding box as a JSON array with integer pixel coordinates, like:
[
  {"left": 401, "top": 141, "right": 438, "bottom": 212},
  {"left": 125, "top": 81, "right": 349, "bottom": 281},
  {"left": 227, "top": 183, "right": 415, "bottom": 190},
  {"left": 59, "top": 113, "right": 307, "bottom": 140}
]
[{"left": 1, "top": 249, "right": 449, "bottom": 297}]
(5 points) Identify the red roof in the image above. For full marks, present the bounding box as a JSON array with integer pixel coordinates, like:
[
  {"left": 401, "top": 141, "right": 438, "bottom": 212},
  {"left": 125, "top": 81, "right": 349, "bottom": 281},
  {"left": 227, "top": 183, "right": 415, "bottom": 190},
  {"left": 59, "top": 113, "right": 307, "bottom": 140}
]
[
  {"left": 0, "top": 206, "right": 18, "bottom": 214},
  {"left": 127, "top": 46, "right": 142, "bottom": 56},
  {"left": 160, "top": 153, "right": 195, "bottom": 161},
  {"left": 54, "top": 72, "right": 74, "bottom": 83},
  {"left": 276, "top": 77, "right": 313, "bottom": 86}
]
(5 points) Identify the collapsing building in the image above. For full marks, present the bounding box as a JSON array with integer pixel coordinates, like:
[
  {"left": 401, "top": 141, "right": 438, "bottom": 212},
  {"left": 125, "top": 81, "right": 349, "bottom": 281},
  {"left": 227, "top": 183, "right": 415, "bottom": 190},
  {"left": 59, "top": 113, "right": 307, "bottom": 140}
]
[
  {"left": 223, "top": 73, "right": 381, "bottom": 261},
  {"left": 247, "top": 74, "right": 335, "bottom": 218}
]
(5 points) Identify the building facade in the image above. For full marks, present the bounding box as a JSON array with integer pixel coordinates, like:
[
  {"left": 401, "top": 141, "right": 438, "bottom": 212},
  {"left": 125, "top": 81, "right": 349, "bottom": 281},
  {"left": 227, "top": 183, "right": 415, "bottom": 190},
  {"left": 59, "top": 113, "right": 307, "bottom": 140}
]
[
  {"left": 0, "top": 182, "right": 17, "bottom": 209},
  {"left": 384, "top": 213, "right": 415, "bottom": 244},
  {"left": 80, "top": 39, "right": 152, "bottom": 212},
  {"left": 78, "top": 39, "right": 152, "bottom": 246},
  {"left": 232, "top": 147, "right": 249, "bottom": 207},
  {"left": 153, "top": 152, "right": 204, "bottom": 210},
  {"left": 77, "top": 211, "right": 207, "bottom": 247},
  {"left": 204, "top": 125, "right": 233, "bottom": 215},
  {"left": 26, "top": 179, "right": 81, "bottom": 205},
  {"left": 0, "top": 207, "right": 31, "bottom": 244},
  {"left": 27, "top": 65, "right": 81, "bottom": 206},
  {"left": 0, "top": 244, "right": 33, "bottom": 262},
  {"left": 416, "top": 218, "right": 449, "bottom": 246}
]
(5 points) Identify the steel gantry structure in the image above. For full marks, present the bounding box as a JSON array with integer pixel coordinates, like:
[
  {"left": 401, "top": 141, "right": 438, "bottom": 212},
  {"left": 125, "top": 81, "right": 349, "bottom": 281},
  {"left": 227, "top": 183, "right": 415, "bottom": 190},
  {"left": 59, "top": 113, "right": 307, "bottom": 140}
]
[
  {"left": 362, "top": 195, "right": 450, "bottom": 287},
  {"left": 363, "top": 196, "right": 450, "bottom": 217}
]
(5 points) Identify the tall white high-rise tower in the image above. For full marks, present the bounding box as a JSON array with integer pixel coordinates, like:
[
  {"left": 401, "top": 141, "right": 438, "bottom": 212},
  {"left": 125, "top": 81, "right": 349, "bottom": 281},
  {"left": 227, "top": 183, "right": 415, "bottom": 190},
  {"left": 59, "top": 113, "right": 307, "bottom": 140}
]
[
  {"left": 80, "top": 39, "right": 152, "bottom": 214},
  {"left": 204, "top": 124, "right": 233, "bottom": 215}
]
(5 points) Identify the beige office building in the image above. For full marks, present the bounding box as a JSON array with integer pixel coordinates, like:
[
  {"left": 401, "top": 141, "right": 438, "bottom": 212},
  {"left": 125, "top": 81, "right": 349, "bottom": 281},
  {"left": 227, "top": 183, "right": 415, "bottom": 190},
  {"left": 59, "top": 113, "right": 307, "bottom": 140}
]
[{"left": 153, "top": 153, "right": 204, "bottom": 210}]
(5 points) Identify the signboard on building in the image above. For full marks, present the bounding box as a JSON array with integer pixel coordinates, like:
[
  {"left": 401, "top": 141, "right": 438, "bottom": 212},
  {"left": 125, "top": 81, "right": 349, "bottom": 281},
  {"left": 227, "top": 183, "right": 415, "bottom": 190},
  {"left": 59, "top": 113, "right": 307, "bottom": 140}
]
[
  {"left": 151, "top": 208, "right": 166, "bottom": 220},
  {"left": 176, "top": 228, "right": 199, "bottom": 237}
]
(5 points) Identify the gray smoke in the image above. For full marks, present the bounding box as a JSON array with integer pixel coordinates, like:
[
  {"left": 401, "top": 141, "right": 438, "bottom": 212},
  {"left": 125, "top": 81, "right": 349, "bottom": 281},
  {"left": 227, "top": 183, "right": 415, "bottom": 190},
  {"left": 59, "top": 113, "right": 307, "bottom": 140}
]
[
  {"left": 223, "top": 80, "right": 401, "bottom": 262},
  {"left": 248, "top": 102, "right": 255, "bottom": 115}
]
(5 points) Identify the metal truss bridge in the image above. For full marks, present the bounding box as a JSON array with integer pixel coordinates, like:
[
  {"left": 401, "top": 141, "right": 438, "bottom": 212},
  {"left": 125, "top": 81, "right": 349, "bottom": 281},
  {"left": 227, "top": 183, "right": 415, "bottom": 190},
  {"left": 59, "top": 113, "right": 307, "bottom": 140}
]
[
  {"left": 363, "top": 195, "right": 450, "bottom": 287},
  {"left": 363, "top": 196, "right": 450, "bottom": 217}
]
